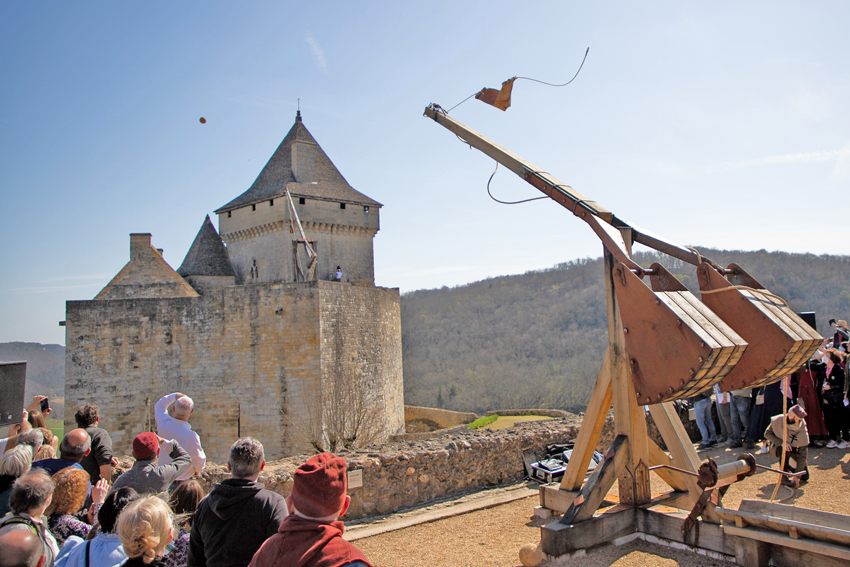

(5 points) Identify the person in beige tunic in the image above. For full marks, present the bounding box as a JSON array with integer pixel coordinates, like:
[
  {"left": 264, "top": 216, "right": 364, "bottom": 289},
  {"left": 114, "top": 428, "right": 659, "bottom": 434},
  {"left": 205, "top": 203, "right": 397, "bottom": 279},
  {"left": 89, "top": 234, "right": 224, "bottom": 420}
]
[{"left": 764, "top": 404, "right": 809, "bottom": 488}]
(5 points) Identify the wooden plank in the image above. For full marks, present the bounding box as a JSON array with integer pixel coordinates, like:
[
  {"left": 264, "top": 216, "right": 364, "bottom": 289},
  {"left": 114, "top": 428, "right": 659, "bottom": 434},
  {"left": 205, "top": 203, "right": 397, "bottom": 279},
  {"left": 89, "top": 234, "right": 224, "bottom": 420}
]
[
  {"left": 605, "top": 250, "right": 650, "bottom": 507},
  {"left": 541, "top": 508, "right": 636, "bottom": 556},
  {"left": 730, "top": 535, "right": 770, "bottom": 567},
  {"left": 646, "top": 438, "right": 688, "bottom": 492},
  {"left": 770, "top": 541, "right": 850, "bottom": 567},
  {"left": 560, "top": 351, "right": 613, "bottom": 491},
  {"left": 636, "top": 507, "right": 734, "bottom": 556},
  {"left": 561, "top": 435, "right": 628, "bottom": 524},
  {"left": 539, "top": 485, "right": 579, "bottom": 513},
  {"left": 540, "top": 484, "right": 618, "bottom": 514},
  {"left": 647, "top": 402, "right": 720, "bottom": 523},
  {"left": 738, "top": 499, "right": 850, "bottom": 533},
  {"left": 646, "top": 491, "right": 693, "bottom": 511},
  {"left": 724, "top": 525, "right": 850, "bottom": 562},
  {"left": 717, "top": 508, "right": 850, "bottom": 548}
]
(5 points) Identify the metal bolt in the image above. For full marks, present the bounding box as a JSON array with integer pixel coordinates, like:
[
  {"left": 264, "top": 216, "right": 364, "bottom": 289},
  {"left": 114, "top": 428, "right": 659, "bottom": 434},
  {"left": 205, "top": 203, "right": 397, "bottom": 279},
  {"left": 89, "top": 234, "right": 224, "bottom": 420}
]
[
  {"left": 646, "top": 397, "right": 652, "bottom": 404},
  {"left": 636, "top": 392, "right": 641, "bottom": 398},
  {"left": 667, "top": 387, "right": 674, "bottom": 394},
  {"left": 624, "top": 328, "right": 629, "bottom": 334},
  {"left": 698, "top": 356, "right": 704, "bottom": 363},
  {"left": 689, "top": 368, "right": 696, "bottom": 376},
  {"left": 679, "top": 379, "right": 685, "bottom": 385},
  {"left": 630, "top": 358, "right": 636, "bottom": 366},
  {"left": 655, "top": 299, "right": 661, "bottom": 305},
  {"left": 657, "top": 393, "right": 663, "bottom": 400},
  {"left": 676, "top": 319, "right": 682, "bottom": 326},
  {"left": 700, "top": 342, "right": 705, "bottom": 348}
]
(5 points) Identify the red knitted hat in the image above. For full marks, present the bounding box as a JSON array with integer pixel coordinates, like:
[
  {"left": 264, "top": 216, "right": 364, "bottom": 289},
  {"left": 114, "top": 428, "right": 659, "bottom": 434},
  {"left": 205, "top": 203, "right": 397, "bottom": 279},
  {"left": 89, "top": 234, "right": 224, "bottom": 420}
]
[
  {"left": 133, "top": 432, "right": 159, "bottom": 459},
  {"left": 290, "top": 453, "right": 348, "bottom": 518}
]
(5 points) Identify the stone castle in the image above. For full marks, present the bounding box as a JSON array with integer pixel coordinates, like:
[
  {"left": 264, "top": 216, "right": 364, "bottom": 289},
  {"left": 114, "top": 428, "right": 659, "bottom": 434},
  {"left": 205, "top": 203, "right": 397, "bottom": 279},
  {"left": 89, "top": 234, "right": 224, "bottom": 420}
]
[{"left": 64, "top": 112, "right": 405, "bottom": 462}]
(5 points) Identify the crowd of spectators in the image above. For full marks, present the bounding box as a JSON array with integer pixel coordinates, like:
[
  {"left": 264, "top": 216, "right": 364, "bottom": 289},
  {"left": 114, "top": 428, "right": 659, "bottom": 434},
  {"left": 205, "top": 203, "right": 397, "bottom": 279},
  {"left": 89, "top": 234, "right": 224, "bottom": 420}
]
[{"left": 0, "top": 393, "right": 371, "bottom": 567}]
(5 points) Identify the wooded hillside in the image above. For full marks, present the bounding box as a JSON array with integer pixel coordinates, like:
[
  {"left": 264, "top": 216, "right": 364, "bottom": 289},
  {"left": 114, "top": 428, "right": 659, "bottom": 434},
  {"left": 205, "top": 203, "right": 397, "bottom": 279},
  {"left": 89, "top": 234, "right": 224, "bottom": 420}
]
[
  {"left": 0, "top": 342, "right": 65, "bottom": 400},
  {"left": 400, "top": 248, "right": 850, "bottom": 414}
]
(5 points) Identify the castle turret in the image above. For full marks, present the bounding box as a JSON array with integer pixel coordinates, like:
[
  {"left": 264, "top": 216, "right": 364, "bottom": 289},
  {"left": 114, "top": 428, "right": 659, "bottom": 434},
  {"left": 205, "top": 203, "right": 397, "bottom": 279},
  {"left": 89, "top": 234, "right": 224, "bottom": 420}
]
[
  {"left": 214, "top": 112, "right": 381, "bottom": 285},
  {"left": 177, "top": 215, "right": 237, "bottom": 293}
]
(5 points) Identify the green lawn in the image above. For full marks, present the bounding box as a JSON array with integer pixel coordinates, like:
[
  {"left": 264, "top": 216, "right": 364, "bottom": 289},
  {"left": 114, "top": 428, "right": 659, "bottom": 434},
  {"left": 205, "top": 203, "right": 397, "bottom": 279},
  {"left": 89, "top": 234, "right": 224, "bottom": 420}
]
[
  {"left": 484, "top": 415, "right": 552, "bottom": 430},
  {"left": 44, "top": 418, "right": 63, "bottom": 440}
]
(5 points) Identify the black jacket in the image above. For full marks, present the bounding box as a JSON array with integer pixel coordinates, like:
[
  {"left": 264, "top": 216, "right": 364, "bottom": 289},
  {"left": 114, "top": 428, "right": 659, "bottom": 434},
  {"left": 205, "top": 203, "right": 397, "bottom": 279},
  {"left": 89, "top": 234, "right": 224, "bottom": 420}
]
[{"left": 188, "top": 478, "right": 288, "bottom": 567}]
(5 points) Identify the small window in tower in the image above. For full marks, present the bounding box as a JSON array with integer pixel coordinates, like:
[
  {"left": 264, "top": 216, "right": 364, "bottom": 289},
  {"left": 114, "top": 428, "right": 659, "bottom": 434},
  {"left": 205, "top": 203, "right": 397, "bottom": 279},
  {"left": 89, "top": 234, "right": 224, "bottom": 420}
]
[
  {"left": 269, "top": 199, "right": 274, "bottom": 206},
  {"left": 340, "top": 203, "right": 346, "bottom": 210},
  {"left": 227, "top": 211, "right": 232, "bottom": 218},
  {"left": 252, "top": 204, "right": 256, "bottom": 211},
  {"left": 364, "top": 206, "right": 370, "bottom": 214},
  {"left": 299, "top": 197, "right": 306, "bottom": 205}
]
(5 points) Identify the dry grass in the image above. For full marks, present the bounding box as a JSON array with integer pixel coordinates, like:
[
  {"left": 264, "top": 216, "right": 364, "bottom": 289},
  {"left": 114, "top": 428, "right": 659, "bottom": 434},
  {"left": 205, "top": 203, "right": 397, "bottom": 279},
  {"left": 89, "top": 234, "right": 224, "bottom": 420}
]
[{"left": 353, "top": 444, "right": 850, "bottom": 567}]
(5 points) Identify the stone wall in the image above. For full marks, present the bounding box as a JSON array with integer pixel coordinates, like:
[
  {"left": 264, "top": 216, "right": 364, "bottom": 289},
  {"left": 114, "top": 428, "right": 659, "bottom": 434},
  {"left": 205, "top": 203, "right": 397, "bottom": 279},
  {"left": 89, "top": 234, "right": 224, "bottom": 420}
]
[
  {"left": 65, "top": 281, "right": 403, "bottom": 463},
  {"left": 134, "top": 416, "right": 584, "bottom": 521}
]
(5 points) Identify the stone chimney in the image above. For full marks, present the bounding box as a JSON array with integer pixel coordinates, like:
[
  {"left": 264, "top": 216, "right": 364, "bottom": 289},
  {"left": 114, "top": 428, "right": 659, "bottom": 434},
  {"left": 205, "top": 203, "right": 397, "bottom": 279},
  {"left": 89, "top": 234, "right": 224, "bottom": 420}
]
[{"left": 130, "top": 233, "right": 152, "bottom": 261}]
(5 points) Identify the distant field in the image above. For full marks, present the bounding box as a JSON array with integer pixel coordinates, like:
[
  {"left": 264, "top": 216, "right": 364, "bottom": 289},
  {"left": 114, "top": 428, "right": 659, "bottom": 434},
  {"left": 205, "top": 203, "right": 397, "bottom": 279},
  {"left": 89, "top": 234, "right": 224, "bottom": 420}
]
[
  {"left": 485, "top": 415, "right": 552, "bottom": 431},
  {"left": 45, "top": 418, "right": 63, "bottom": 440}
]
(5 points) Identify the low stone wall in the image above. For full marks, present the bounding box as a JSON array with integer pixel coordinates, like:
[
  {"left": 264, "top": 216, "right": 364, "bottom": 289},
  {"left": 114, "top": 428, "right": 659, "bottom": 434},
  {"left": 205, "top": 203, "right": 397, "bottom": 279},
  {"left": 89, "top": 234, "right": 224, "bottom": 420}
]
[
  {"left": 112, "top": 409, "right": 672, "bottom": 521},
  {"left": 404, "top": 405, "right": 478, "bottom": 430}
]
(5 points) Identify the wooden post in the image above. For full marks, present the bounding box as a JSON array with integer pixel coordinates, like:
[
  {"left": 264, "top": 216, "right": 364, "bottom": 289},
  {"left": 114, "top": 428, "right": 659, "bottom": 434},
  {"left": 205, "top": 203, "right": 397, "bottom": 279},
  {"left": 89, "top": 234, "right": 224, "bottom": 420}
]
[
  {"left": 604, "top": 250, "right": 650, "bottom": 506},
  {"left": 561, "top": 435, "right": 629, "bottom": 524},
  {"left": 560, "top": 351, "right": 613, "bottom": 491}
]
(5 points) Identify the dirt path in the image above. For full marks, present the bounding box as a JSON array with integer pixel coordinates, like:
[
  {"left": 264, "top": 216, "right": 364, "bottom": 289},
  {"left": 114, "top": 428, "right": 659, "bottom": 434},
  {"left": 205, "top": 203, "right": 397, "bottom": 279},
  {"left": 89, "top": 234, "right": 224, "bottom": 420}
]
[{"left": 352, "top": 444, "right": 850, "bottom": 566}]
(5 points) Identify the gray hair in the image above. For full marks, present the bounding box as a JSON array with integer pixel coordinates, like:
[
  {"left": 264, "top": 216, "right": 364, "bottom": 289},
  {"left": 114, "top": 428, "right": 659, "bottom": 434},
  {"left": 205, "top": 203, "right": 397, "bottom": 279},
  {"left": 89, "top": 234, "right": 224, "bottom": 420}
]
[
  {"left": 59, "top": 432, "right": 91, "bottom": 458},
  {"left": 9, "top": 469, "right": 55, "bottom": 515},
  {"left": 16, "top": 430, "right": 44, "bottom": 453},
  {"left": 0, "top": 445, "right": 33, "bottom": 478},
  {"left": 228, "top": 437, "right": 264, "bottom": 479},
  {"left": 174, "top": 396, "right": 194, "bottom": 419}
]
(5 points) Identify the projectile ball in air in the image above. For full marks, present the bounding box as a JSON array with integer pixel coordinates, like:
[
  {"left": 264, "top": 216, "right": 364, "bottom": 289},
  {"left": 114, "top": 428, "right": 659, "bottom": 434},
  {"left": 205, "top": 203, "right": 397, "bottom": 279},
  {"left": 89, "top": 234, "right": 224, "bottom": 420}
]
[
  {"left": 199, "top": 117, "right": 207, "bottom": 124},
  {"left": 519, "top": 543, "right": 542, "bottom": 567}
]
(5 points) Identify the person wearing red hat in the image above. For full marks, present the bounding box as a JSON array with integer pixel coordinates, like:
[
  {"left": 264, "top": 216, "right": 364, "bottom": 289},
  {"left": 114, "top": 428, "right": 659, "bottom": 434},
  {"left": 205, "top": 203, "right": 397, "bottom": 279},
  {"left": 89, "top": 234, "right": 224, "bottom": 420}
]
[
  {"left": 764, "top": 404, "right": 810, "bottom": 489},
  {"left": 248, "top": 453, "right": 371, "bottom": 567},
  {"left": 112, "top": 432, "right": 190, "bottom": 495}
]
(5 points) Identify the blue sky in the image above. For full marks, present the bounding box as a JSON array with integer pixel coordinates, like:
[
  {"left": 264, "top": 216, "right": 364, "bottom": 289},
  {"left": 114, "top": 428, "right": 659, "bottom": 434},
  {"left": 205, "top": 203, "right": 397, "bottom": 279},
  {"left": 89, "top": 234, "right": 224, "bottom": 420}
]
[{"left": 2, "top": 2, "right": 849, "bottom": 346}]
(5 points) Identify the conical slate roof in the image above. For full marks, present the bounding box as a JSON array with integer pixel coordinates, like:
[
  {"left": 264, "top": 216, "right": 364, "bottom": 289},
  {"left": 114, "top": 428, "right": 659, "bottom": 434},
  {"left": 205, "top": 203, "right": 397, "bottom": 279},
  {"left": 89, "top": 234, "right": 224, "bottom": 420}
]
[
  {"left": 177, "top": 215, "right": 236, "bottom": 277},
  {"left": 214, "top": 112, "right": 381, "bottom": 213}
]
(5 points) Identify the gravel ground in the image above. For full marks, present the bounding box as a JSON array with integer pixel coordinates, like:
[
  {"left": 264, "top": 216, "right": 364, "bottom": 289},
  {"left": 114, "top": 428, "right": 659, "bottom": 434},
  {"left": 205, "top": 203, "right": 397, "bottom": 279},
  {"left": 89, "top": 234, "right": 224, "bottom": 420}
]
[{"left": 353, "top": 443, "right": 850, "bottom": 566}]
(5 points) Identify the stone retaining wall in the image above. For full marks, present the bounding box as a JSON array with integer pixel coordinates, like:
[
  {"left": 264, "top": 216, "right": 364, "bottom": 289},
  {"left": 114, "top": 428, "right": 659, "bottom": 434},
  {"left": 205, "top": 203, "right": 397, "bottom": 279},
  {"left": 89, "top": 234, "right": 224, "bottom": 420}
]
[{"left": 112, "top": 410, "right": 671, "bottom": 521}]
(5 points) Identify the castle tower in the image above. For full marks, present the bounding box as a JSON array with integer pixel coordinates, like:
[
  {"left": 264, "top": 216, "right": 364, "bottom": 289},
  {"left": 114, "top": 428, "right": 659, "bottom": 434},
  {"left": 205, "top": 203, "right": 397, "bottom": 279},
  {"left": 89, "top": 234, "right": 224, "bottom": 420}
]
[
  {"left": 64, "top": 113, "right": 404, "bottom": 463},
  {"left": 215, "top": 112, "right": 382, "bottom": 285}
]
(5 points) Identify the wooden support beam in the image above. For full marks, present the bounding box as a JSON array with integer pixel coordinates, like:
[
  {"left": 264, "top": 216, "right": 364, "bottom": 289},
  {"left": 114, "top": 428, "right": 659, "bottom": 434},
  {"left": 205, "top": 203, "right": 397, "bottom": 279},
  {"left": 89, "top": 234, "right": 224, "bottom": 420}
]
[
  {"left": 542, "top": 508, "right": 637, "bottom": 557},
  {"left": 605, "top": 250, "right": 650, "bottom": 507},
  {"left": 561, "top": 435, "right": 628, "bottom": 524},
  {"left": 646, "top": 438, "right": 688, "bottom": 493},
  {"left": 647, "top": 401, "right": 723, "bottom": 523},
  {"left": 724, "top": 525, "right": 850, "bottom": 563},
  {"left": 560, "top": 351, "right": 613, "bottom": 491}
]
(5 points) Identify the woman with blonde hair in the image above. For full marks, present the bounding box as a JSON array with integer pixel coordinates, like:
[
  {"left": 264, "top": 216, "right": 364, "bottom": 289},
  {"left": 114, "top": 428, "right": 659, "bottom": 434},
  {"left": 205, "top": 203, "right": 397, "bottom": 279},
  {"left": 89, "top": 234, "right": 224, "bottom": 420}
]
[
  {"left": 35, "top": 427, "right": 57, "bottom": 461},
  {"left": 117, "top": 495, "right": 174, "bottom": 566}
]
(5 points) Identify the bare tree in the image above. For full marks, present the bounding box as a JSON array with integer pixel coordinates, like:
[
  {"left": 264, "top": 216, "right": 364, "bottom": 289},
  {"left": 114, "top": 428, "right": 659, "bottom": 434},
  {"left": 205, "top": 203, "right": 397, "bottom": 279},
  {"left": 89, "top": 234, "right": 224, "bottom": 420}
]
[{"left": 291, "top": 369, "right": 384, "bottom": 453}]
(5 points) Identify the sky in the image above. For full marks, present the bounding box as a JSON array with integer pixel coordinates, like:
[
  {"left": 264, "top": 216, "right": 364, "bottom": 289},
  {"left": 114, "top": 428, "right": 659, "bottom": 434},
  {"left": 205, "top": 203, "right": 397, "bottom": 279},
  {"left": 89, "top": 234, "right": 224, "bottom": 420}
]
[{"left": 1, "top": 2, "right": 849, "bottom": 346}]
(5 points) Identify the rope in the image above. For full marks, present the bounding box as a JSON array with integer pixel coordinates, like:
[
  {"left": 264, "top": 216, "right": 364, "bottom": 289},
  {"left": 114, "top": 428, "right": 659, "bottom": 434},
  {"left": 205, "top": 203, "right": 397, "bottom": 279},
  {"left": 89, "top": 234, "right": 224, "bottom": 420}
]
[
  {"left": 515, "top": 48, "right": 590, "bottom": 87},
  {"left": 486, "top": 162, "right": 548, "bottom": 205},
  {"left": 699, "top": 285, "right": 789, "bottom": 307},
  {"left": 443, "top": 48, "right": 590, "bottom": 114}
]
